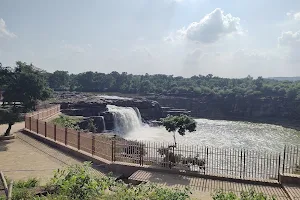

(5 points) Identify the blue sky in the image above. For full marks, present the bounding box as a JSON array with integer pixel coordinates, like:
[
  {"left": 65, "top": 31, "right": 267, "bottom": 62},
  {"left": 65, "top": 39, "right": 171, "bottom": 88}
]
[{"left": 0, "top": 0, "right": 300, "bottom": 78}]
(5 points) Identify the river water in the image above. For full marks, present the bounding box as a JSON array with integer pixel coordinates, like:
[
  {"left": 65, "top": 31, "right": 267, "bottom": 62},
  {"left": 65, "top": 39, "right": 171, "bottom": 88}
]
[{"left": 124, "top": 118, "right": 300, "bottom": 153}]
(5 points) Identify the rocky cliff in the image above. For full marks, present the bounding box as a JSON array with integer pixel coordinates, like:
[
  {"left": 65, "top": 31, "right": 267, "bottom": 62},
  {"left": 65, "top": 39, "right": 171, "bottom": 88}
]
[
  {"left": 148, "top": 95, "right": 300, "bottom": 129},
  {"left": 51, "top": 92, "right": 163, "bottom": 120}
]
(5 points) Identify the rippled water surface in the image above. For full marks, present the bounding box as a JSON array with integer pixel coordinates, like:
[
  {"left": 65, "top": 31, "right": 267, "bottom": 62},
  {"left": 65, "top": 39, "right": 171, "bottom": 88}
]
[{"left": 124, "top": 119, "right": 300, "bottom": 153}]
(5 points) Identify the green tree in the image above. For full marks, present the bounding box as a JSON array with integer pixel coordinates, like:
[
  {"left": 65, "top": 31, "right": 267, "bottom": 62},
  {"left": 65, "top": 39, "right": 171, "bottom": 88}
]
[
  {"left": 1, "top": 61, "right": 52, "bottom": 136},
  {"left": 87, "top": 118, "right": 97, "bottom": 133},
  {"left": 48, "top": 70, "right": 70, "bottom": 90},
  {"left": 162, "top": 115, "right": 197, "bottom": 147}
]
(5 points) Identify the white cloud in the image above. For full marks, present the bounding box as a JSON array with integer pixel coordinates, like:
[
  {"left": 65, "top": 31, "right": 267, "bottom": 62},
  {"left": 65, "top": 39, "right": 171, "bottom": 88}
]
[
  {"left": 0, "top": 18, "right": 16, "bottom": 38},
  {"left": 165, "top": 8, "right": 242, "bottom": 44},
  {"left": 278, "top": 31, "right": 300, "bottom": 47},
  {"left": 294, "top": 12, "right": 300, "bottom": 20}
]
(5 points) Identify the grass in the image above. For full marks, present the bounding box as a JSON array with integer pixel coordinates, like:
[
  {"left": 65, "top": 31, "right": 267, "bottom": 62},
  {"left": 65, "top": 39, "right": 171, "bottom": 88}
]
[
  {"left": 51, "top": 115, "right": 82, "bottom": 130},
  {"left": 0, "top": 163, "right": 277, "bottom": 200}
]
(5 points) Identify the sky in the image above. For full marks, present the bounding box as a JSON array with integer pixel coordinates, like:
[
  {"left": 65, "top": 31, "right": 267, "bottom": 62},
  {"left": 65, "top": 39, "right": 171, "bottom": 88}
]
[{"left": 0, "top": 0, "right": 300, "bottom": 78}]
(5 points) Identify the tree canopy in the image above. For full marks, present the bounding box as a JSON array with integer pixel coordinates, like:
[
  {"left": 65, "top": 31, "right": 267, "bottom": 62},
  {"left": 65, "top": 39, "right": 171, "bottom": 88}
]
[
  {"left": 35, "top": 70, "right": 300, "bottom": 103},
  {"left": 162, "top": 115, "right": 197, "bottom": 147},
  {"left": 0, "top": 61, "right": 52, "bottom": 135}
]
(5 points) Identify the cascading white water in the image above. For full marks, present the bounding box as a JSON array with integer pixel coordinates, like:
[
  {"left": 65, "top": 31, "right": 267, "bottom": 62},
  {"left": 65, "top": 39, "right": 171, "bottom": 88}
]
[
  {"left": 133, "top": 107, "right": 142, "bottom": 121},
  {"left": 99, "top": 116, "right": 106, "bottom": 131},
  {"left": 107, "top": 105, "right": 142, "bottom": 134}
]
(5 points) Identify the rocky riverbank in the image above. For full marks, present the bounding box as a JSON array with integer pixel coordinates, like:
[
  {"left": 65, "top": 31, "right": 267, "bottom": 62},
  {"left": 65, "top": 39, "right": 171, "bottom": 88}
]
[
  {"left": 147, "top": 94, "right": 300, "bottom": 131},
  {"left": 44, "top": 92, "right": 300, "bottom": 131}
]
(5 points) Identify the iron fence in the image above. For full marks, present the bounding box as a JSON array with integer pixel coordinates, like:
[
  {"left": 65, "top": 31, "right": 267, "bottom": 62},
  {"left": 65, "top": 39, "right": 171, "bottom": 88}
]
[{"left": 24, "top": 108, "right": 300, "bottom": 182}]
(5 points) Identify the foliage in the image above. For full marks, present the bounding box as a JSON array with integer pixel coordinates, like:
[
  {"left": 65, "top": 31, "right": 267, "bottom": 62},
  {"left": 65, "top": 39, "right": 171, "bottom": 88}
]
[
  {"left": 14, "top": 178, "right": 39, "bottom": 189},
  {"left": 162, "top": 115, "right": 196, "bottom": 136},
  {"left": 35, "top": 71, "right": 300, "bottom": 104},
  {"left": 101, "top": 182, "right": 191, "bottom": 200},
  {"left": 1, "top": 61, "right": 52, "bottom": 111},
  {"left": 3, "top": 63, "right": 300, "bottom": 103},
  {"left": 8, "top": 162, "right": 191, "bottom": 200},
  {"left": 162, "top": 115, "right": 196, "bottom": 146},
  {"left": 49, "top": 162, "right": 112, "bottom": 200},
  {"left": 86, "top": 118, "right": 97, "bottom": 133},
  {"left": 48, "top": 71, "right": 69, "bottom": 90},
  {"left": 0, "top": 61, "right": 52, "bottom": 135},
  {"left": 8, "top": 178, "right": 39, "bottom": 200},
  {"left": 212, "top": 189, "right": 276, "bottom": 200},
  {"left": 0, "top": 106, "right": 22, "bottom": 136},
  {"left": 52, "top": 115, "right": 80, "bottom": 130}
]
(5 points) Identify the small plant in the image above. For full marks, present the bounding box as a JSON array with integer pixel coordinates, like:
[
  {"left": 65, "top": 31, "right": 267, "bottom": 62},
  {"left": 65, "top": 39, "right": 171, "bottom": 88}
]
[
  {"left": 162, "top": 115, "right": 196, "bottom": 148},
  {"left": 52, "top": 115, "right": 80, "bottom": 130},
  {"left": 212, "top": 189, "right": 276, "bottom": 200},
  {"left": 86, "top": 118, "right": 97, "bottom": 133},
  {"left": 49, "top": 162, "right": 114, "bottom": 200},
  {"left": 14, "top": 178, "right": 39, "bottom": 189}
]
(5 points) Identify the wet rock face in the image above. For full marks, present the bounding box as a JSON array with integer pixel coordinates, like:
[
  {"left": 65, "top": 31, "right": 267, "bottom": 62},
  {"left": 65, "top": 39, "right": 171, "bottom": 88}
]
[
  {"left": 148, "top": 95, "right": 300, "bottom": 122},
  {"left": 52, "top": 92, "right": 164, "bottom": 120}
]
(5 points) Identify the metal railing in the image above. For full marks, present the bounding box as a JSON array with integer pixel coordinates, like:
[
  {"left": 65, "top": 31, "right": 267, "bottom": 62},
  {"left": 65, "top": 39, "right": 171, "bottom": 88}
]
[{"left": 24, "top": 108, "right": 300, "bottom": 182}]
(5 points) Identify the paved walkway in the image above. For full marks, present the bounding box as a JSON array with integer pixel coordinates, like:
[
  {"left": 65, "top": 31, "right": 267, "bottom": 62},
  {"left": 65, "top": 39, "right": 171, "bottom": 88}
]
[
  {"left": 0, "top": 122, "right": 107, "bottom": 185},
  {"left": 283, "top": 184, "right": 300, "bottom": 200},
  {"left": 129, "top": 170, "right": 290, "bottom": 200}
]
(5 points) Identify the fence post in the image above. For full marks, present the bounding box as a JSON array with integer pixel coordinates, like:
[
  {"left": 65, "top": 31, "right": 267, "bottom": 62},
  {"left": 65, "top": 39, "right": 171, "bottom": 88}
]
[
  {"left": 278, "top": 153, "right": 281, "bottom": 182},
  {"left": 29, "top": 117, "right": 32, "bottom": 131},
  {"left": 282, "top": 145, "right": 286, "bottom": 174},
  {"left": 54, "top": 125, "right": 57, "bottom": 141},
  {"left": 240, "top": 149, "right": 243, "bottom": 179},
  {"left": 65, "top": 128, "right": 68, "bottom": 145},
  {"left": 44, "top": 122, "right": 47, "bottom": 137},
  {"left": 139, "top": 142, "right": 143, "bottom": 166},
  {"left": 78, "top": 132, "right": 80, "bottom": 150},
  {"left": 36, "top": 119, "right": 39, "bottom": 134},
  {"left": 243, "top": 149, "right": 246, "bottom": 178},
  {"left": 112, "top": 135, "right": 116, "bottom": 162},
  {"left": 205, "top": 146, "right": 208, "bottom": 175},
  {"left": 92, "top": 135, "right": 95, "bottom": 156}
]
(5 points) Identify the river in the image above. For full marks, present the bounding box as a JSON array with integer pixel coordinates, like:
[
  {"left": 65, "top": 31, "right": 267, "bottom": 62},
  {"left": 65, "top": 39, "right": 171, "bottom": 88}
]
[{"left": 123, "top": 118, "right": 300, "bottom": 153}]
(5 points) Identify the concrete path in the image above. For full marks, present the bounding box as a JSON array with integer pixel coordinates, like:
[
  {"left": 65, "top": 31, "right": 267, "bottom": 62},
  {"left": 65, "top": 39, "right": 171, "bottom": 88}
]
[
  {"left": 0, "top": 122, "right": 107, "bottom": 184},
  {"left": 129, "top": 170, "right": 290, "bottom": 200},
  {"left": 0, "top": 122, "right": 25, "bottom": 136}
]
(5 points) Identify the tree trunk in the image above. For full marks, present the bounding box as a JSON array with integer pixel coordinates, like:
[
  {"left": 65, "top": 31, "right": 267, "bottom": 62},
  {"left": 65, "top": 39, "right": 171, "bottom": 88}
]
[
  {"left": 4, "top": 123, "right": 13, "bottom": 136},
  {"left": 173, "top": 132, "right": 177, "bottom": 148}
]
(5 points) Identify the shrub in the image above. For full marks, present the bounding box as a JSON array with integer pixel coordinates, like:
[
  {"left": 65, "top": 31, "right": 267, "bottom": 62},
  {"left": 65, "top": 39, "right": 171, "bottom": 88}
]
[
  {"left": 212, "top": 189, "right": 276, "bottom": 200},
  {"left": 14, "top": 178, "right": 39, "bottom": 189}
]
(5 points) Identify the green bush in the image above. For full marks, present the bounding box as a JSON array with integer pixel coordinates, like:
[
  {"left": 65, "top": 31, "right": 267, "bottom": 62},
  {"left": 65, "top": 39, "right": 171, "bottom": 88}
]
[
  {"left": 48, "top": 162, "right": 112, "bottom": 200},
  {"left": 52, "top": 115, "right": 80, "bottom": 130},
  {"left": 212, "top": 189, "right": 276, "bottom": 200},
  {"left": 14, "top": 178, "right": 39, "bottom": 189}
]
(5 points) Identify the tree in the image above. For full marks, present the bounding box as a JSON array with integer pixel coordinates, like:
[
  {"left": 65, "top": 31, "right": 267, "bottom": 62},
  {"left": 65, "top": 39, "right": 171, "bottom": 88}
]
[
  {"left": 48, "top": 70, "right": 69, "bottom": 90},
  {"left": 0, "top": 106, "right": 21, "bottom": 136},
  {"left": 162, "top": 115, "right": 197, "bottom": 147},
  {"left": 87, "top": 118, "right": 97, "bottom": 133},
  {"left": 0, "top": 61, "right": 52, "bottom": 136}
]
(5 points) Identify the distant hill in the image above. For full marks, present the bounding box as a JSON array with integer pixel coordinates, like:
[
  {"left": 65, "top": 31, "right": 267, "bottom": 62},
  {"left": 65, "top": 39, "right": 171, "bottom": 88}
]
[{"left": 267, "top": 77, "right": 300, "bottom": 82}]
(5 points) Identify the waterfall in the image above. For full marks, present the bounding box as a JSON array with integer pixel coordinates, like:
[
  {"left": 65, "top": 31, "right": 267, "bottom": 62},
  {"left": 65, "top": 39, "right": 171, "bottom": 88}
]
[
  {"left": 100, "top": 116, "right": 106, "bottom": 131},
  {"left": 133, "top": 107, "right": 142, "bottom": 121},
  {"left": 107, "top": 105, "right": 142, "bottom": 134}
]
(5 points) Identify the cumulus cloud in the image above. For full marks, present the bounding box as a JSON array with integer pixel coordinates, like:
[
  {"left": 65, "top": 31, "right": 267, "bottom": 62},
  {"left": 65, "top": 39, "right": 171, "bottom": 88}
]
[
  {"left": 165, "top": 8, "right": 242, "bottom": 44},
  {"left": 294, "top": 12, "right": 300, "bottom": 20},
  {"left": 278, "top": 31, "right": 300, "bottom": 47},
  {"left": 0, "top": 18, "right": 16, "bottom": 38},
  {"left": 277, "top": 31, "right": 300, "bottom": 63}
]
